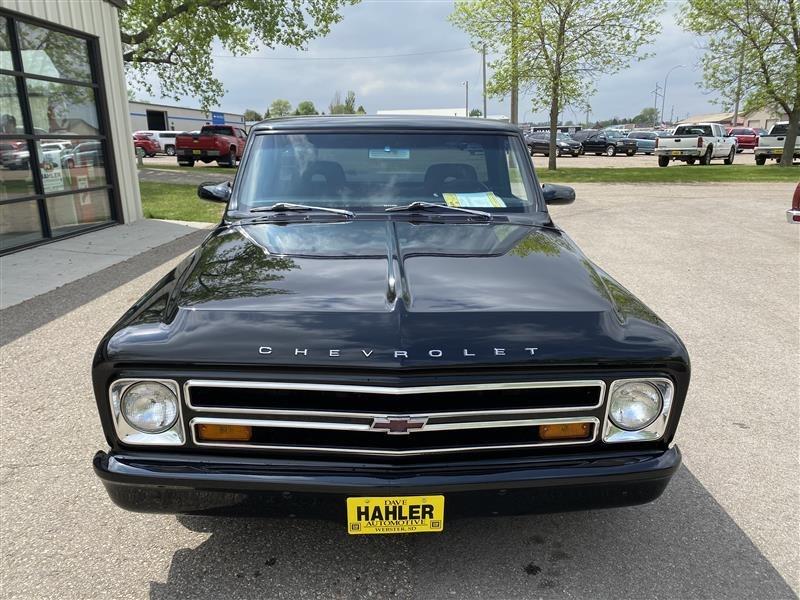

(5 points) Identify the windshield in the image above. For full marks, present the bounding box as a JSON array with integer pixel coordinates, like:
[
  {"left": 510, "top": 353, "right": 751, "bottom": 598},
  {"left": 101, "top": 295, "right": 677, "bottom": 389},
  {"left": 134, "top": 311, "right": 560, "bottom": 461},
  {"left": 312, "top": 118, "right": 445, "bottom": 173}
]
[
  {"left": 234, "top": 132, "right": 539, "bottom": 214},
  {"left": 674, "top": 125, "right": 713, "bottom": 136}
]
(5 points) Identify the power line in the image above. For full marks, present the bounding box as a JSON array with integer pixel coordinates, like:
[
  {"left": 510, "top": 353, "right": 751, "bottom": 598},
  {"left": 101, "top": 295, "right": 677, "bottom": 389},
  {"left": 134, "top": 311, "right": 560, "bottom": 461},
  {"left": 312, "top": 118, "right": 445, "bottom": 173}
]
[{"left": 212, "top": 47, "right": 472, "bottom": 61}]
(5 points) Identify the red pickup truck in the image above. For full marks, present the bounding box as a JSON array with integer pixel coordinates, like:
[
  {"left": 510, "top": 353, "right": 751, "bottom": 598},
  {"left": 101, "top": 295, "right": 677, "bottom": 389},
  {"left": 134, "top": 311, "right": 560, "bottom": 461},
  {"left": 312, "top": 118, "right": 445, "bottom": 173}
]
[{"left": 175, "top": 125, "right": 247, "bottom": 167}]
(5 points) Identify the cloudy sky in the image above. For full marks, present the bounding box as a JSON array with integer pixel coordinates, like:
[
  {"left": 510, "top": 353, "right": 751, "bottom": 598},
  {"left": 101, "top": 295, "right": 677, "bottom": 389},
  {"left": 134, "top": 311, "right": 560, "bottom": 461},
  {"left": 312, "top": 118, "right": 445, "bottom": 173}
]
[{"left": 137, "top": 0, "right": 720, "bottom": 123}]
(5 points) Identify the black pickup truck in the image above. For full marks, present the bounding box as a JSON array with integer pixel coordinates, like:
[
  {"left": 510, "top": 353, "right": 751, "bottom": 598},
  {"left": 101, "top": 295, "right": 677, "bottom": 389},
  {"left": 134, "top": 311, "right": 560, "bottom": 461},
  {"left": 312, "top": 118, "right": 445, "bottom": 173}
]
[{"left": 93, "top": 116, "right": 689, "bottom": 534}]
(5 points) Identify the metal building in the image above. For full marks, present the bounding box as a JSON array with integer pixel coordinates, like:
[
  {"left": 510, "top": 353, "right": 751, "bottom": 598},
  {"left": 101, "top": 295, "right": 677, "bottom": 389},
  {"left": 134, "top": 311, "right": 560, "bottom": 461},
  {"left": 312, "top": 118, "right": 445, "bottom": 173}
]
[
  {"left": 129, "top": 101, "right": 245, "bottom": 133},
  {"left": 0, "top": 0, "right": 140, "bottom": 254}
]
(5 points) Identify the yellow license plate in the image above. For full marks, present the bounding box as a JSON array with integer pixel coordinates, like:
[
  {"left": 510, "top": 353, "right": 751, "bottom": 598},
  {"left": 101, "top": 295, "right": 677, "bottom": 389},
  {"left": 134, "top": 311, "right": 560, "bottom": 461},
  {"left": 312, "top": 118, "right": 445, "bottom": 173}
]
[
  {"left": 192, "top": 149, "right": 201, "bottom": 155},
  {"left": 671, "top": 150, "right": 682, "bottom": 155},
  {"left": 346, "top": 495, "right": 444, "bottom": 535}
]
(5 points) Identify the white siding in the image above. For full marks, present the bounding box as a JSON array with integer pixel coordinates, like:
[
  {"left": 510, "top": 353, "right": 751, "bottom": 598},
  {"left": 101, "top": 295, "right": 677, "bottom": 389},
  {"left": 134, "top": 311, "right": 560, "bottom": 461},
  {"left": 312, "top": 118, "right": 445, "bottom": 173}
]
[
  {"left": 1, "top": 0, "right": 142, "bottom": 223},
  {"left": 129, "top": 101, "right": 245, "bottom": 133}
]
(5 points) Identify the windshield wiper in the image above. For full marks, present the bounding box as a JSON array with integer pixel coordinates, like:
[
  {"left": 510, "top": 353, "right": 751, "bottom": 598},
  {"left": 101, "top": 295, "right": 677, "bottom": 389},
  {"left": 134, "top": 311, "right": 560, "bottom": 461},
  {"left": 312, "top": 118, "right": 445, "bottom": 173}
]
[
  {"left": 249, "top": 202, "right": 354, "bottom": 219},
  {"left": 385, "top": 201, "right": 492, "bottom": 220}
]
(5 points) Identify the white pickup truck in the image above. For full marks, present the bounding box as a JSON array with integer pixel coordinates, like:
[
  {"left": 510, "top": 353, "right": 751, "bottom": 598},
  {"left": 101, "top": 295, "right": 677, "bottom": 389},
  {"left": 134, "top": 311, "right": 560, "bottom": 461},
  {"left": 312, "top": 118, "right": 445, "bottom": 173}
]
[
  {"left": 655, "top": 123, "right": 737, "bottom": 167},
  {"left": 754, "top": 122, "right": 800, "bottom": 165}
]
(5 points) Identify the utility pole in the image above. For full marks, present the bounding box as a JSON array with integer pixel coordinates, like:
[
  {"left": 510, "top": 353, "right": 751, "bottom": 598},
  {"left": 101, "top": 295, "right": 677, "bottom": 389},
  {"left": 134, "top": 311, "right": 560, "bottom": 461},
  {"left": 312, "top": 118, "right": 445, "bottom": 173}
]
[
  {"left": 482, "top": 43, "right": 487, "bottom": 119},
  {"left": 651, "top": 82, "right": 662, "bottom": 124},
  {"left": 462, "top": 81, "right": 469, "bottom": 117},
  {"left": 662, "top": 65, "right": 685, "bottom": 127},
  {"left": 670, "top": 105, "right": 674, "bottom": 125},
  {"left": 510, "top": 0, "right": 519, "bottom": 124}
]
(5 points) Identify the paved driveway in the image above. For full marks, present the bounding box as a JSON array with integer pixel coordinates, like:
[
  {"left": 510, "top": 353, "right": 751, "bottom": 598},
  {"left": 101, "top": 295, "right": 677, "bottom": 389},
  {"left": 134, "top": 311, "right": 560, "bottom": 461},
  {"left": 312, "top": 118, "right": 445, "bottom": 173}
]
[{"left": 1, "top": 182, "right": 797, "bottom": 599}]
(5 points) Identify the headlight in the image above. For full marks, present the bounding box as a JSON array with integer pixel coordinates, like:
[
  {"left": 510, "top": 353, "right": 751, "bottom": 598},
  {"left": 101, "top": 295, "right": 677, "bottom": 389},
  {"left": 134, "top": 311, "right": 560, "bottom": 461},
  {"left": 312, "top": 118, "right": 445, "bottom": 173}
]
[
  {"left": 608, "top": 381, "right": 662, "bottom": 431},
  {"left": 120, "top": 381, "right": 178, "bottom": 433}
]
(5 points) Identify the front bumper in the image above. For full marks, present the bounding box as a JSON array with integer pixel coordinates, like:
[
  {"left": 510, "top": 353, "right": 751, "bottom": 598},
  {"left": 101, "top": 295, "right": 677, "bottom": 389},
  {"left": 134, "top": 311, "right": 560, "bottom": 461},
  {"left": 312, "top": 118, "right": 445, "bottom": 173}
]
[{"left": 93, "top": 446, "right": 681, "bottom": 518}]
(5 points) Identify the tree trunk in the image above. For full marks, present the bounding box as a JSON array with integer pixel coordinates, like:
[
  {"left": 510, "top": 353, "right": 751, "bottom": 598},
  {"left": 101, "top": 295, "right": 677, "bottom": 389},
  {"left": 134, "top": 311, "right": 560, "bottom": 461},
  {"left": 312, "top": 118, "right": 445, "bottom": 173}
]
[
  {"left": 548, "top": 90, "right": 559, "bottom": 171},
  {"left": 510, "top": 0, "right": 519, "bottom": 124},
  {"left": 779, "top": 107, "right": 799, "bottom": 167}
]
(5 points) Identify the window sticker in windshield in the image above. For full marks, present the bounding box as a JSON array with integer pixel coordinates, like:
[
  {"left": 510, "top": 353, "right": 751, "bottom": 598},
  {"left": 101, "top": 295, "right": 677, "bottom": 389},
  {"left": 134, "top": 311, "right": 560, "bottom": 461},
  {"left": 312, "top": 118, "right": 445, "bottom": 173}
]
[
  {"left": 368, "top": 147, "right": 410, "bottom": 160},
  {"left": 443, "top": 192, "right": 506, "bottom": 208}
]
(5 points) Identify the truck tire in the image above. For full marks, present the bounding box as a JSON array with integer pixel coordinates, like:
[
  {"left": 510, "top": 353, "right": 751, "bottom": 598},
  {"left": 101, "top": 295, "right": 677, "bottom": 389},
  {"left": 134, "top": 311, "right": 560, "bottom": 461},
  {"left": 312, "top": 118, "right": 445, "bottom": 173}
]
[
  {"left": 178, "top": 159, "right": 195, "bottom": 167},
  {"left": 755, "top": 155, "right": 766, "bottom": 165},
  {"left": 165, "top": 145, "right": 175, "bottom": 156},
  {"left": 723, "top": 147, "right": 735, "bottom": 165},
  {"left": 687, "top": 157, "right": 696, "bottom": 165},
  {"left": 658, "top": 156, "right": 670, "bottom": 167},
  {"left": 605, "top": 145, "right": 617, "bottom": 157},
  {"left": 221, "top": 146, "right": 236, "bottom": 168},
  {"left": 699, "top": 146, "right": 713, "bottom": 165}
]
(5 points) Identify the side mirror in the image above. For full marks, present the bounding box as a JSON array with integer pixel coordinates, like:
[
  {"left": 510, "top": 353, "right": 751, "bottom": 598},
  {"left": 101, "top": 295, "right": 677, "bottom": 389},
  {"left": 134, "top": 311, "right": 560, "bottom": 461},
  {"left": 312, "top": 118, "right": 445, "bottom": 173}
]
[
  {"left": 197, "top": 180, "right": 231, "bottom": 203},
  {"left": 542, "top": 183, "right": 575, "bottom": 205}
]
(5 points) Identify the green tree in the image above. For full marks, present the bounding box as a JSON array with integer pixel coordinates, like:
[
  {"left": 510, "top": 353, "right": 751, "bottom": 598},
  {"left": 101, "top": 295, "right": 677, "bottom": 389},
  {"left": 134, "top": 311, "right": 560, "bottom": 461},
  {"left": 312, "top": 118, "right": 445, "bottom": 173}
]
[
  {"left": 469, "top": 108, "right": 483, "bottom": 117},
  {"left": 452, "top": 0, "right": 664, "bottom": 170},
  {"left": 120, "top": 0, "right": 357, "bottom": 110},
  {"left": 242, "top": 109, "right": 262, "bottom": 122},
  {"left": 329, "top": 90, "right": 358, "bottom": 114},
  {"left": 295, "top": 100, "right": 319, "bottom": 115},
  {"left": 269, "top": 99, "right": 292, "bottom": 117},
  {"left": 681, "top": 0, "right": 799, "bottom": 166},
  {"left": 633, "top": 107, "right": 659, "bottom": 125}
]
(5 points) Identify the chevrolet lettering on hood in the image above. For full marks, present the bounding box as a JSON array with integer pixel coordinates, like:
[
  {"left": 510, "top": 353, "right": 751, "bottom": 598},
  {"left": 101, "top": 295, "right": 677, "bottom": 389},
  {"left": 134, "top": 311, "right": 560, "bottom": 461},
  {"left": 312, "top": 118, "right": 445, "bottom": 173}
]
[
  {"left": 257, "top": 346, "right": 539, "bottom": 358},
  {"left": 92, "top": 116, "right": 690, "bottom": 535}
]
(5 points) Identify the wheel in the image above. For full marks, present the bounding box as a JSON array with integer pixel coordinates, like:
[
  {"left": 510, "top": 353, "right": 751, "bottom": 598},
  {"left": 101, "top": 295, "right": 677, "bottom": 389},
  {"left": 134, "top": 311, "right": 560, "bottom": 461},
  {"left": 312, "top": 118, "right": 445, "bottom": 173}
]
[
  {"left": 687, "top": 157, "right": 696, "bottom": 165},
  {"left": 723, "top": 147, "right": 735, "bottom": 165},
  {"left": 755, "top": 155, "right": 766, "bottom": 165},
  {"left": 220, "top": 147, "right": 236, "bottom": 167},
  {"left": 605, "top": 145, "right": 617, "bottom": 157},
  {"left": 178, "top": 159, "right": 195, "bottom": 167},
  {"left": 165, "top": 145, "right": 176, "bottom": 156},
  {"left": 699, "top": 146, "right": 713, "bottom": 165},
  {"left": 658, "top": 155, "right": 670, "bottom": 167},
  {"left": 626, "top": 149, "right": 635, "bottom": 156}
]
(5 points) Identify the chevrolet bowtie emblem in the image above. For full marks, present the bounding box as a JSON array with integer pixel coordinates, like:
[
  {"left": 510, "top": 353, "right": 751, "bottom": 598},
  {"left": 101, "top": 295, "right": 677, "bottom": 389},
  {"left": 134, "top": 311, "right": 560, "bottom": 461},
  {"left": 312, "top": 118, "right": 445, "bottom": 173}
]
[{"left": 370, "top": 416, "right": 428, "bottom": 435}]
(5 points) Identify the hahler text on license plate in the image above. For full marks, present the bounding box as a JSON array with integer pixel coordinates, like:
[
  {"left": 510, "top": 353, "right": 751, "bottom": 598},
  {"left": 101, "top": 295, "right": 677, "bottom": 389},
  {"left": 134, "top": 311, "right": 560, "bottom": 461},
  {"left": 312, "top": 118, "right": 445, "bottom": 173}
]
[{"left": 346, "top": 495, "right": 444, "bottom": 535}]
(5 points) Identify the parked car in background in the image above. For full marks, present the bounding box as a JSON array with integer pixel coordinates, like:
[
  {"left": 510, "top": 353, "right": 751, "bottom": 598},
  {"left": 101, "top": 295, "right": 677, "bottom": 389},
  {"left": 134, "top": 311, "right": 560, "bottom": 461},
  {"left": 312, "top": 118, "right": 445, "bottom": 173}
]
[
  {"left": 524, "top": 131, "right": 582, "bottom": 156},
  {"left": 787, "top": 182, "right": 800, "bottom": 223},
  {"left": 67, "top": 140, "right": 104, "bottom": 168},
  {"left": 3, "top": 141, "right": 72, "bottom": 170},
  {"left": 175, "top": 125, "right": 247, "bottom": 167},
  {"left": 754, "top": 122, "right": 800, "bottom": 165},
  {"left": 726, "top": 127, "right": 758, "bottom": 152},
  {"left": 572, "top": 129, "right": 637, "bottom": 156},
  {"left": 135, "top": 130, "right": 182, "bottom": 156},
  {"left": 655, "top": 123, "right": 736, "bottom": 166},
  {"left": 133, "top": 134, "right": 161, "bottom": 158},
  {"left": 626, "top": 130, "right": 659, "bottom": 155}
]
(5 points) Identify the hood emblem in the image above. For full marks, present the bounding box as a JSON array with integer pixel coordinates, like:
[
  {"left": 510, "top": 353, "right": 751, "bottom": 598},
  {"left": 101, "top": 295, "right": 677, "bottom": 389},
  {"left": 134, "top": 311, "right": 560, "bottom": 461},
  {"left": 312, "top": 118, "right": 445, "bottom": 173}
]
[{"left": 371, "top": 416, "right": 428, "bottom": 435}]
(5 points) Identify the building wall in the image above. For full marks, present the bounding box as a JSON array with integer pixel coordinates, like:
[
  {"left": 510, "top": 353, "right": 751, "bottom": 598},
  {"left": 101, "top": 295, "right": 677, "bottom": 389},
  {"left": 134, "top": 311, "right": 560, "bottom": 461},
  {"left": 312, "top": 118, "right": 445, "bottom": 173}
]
[
  {"left": 741, "top": 108, "right": 788, "bottom": 131},
  {"left": 1, "top": 0, "right": 141, "bottom": 223},
  {"left": 129, "top": 101, "right": 245, "bottom": 133}
]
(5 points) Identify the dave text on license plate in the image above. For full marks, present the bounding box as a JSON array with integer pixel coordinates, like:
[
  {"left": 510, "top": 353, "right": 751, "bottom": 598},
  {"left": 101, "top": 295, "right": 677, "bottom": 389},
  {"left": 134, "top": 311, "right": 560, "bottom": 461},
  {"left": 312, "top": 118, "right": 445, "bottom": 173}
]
[{"left": 346, "top": 495, "right": 444, "bottom": 535}]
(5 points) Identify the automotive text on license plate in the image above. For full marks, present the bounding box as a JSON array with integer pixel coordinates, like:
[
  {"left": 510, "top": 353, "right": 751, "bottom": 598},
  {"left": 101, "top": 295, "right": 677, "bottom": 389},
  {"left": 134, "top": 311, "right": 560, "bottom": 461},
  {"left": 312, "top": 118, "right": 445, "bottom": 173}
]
[
  {"left": 671, "top": 150, "right": 682, "bottom": 155},
  {"left": 192, "top": 149, "right": 201, "bottom": 155},
  {"left": 346, "top": 495, "right": 444, "bottom": 535}
]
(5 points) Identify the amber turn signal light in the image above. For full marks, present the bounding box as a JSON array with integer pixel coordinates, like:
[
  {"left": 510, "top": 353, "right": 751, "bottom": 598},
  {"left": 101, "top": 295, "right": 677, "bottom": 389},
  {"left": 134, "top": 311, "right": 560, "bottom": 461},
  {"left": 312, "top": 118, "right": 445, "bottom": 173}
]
[
  {"left": 197, "top": 423, "right": 253, "bottom": 442},
  {"left": 539, "top": 422, "right": 591, "bottom": 441}
]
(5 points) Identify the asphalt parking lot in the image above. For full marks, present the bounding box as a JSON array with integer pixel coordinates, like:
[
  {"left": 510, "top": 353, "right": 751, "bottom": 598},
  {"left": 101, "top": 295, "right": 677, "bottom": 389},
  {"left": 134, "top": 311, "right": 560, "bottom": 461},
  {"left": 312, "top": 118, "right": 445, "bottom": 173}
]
[{"left": 1, "top": 181, "right": 797, "bottom": 599}]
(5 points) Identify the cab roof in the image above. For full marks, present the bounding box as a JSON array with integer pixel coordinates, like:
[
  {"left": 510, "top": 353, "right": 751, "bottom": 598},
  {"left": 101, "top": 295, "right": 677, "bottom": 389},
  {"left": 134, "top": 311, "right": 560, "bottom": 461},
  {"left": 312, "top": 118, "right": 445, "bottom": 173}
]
[{"left": 250, "top": 115, "right": 521, "bottom": 133}]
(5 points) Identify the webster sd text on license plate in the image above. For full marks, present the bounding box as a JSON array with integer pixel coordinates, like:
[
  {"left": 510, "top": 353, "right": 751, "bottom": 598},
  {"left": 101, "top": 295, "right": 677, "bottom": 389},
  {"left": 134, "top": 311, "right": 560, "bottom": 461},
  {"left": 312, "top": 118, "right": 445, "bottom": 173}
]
[{"left": 346, "top": 495, "right": 444, "bottom": 535}]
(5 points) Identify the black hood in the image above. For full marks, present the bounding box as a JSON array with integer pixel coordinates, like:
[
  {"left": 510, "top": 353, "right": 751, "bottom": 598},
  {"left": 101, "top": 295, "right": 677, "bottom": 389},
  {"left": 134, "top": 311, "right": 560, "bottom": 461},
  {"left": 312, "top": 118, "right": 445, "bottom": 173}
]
[{"left": 103, "top": 220, "right": 688, "bottom": 369}]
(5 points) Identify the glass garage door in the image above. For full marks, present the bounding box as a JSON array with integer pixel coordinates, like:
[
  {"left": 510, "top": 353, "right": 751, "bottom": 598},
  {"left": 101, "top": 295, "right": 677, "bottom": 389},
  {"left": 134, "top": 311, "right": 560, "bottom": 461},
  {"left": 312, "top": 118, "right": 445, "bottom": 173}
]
[{"left": 0, "top": 13, "right": 117, "bottom": 253}]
